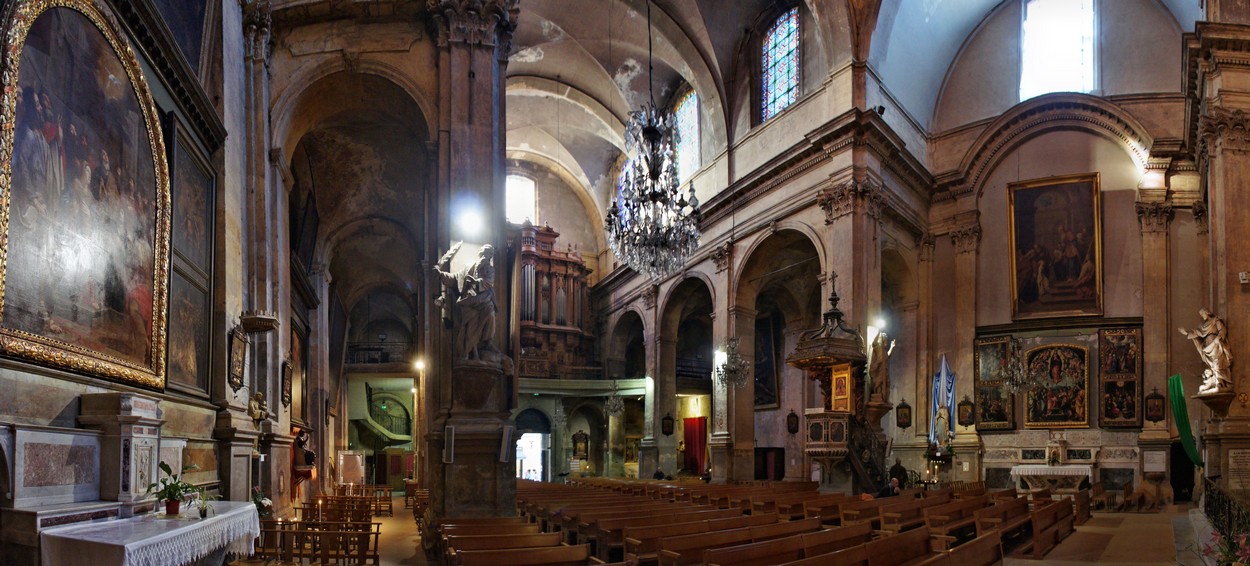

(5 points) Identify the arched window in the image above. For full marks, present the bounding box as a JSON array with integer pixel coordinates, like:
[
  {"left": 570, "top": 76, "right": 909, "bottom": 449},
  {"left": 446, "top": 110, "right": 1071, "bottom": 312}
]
[
  {"left": 761, "top": 6, "right": 800, "bottom": 122},
  {"left": 506, "top": 174, "right": 535, "bottom": 224},
  {"left": 674, "top": 89, "right": 699, "bottom": 185},
  {"left": 1020, "top": 0, "right": 1096, "bottom": 101}
]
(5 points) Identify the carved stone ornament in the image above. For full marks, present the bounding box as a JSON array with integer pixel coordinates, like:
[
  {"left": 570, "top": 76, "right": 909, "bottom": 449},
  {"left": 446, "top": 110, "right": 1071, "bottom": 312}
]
[
  {"left": 242, "top": 0, "right": 272, "bottom": 63},
  {"left": 710, "top": 242, "right": 733, "bottom": 273},
  {"left": 917, "top": 233, "right": 936, "bottom": 263},
  {"left": 1199, "top": 105, "right": 1250, "bottom": 153},
  {"left": 427, "top": 0, "right": 520, "bottom": 49},
  {"left": 817, "top": 178, "right": 883, "bottom": 224},
  {"left": 641, "top": 285, "right": 658, "bottom": 310},
  {"left": 950, "top": 225, "right": 982, "bottom": 255},
  {"left": 1193, "top": 201, "right": 1209, "bottom": 236},
  {"left": 1135, "top": 202, "right": 1174, "bottom": 233}
]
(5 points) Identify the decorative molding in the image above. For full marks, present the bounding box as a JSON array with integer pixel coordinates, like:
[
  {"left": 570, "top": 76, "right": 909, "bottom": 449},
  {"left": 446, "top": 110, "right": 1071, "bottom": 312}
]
[
  {"left": 341, "top": 49, "right": 361, "bottom": 74},
  {"left": 917, "top": 234, "right": 936, "bottom": 263},
  {"left": 710, "top": 242, "right": 733, "bottom": 274},
  {"left": 1135, "top": 202, "right": 1174, "bottom": 233},
  {"left": 1193, "top": 201, "right": 1209, "bottom": 236},
  {"left": 243, "top": 0, "right": 272, "bottom": 63},
  {"left": 427, "top": 0, "right": 519, "bottom": 50},
  {"left": 817, "top": 177, "right": 884, "bottom": 224},
  {"left": 938, "top": 94, "right": 1151, "bottom": 201},
  {"left": 241, "top": 311, "right": 281, "bottom": 333},
  {"left": 950, "top": 225, "right": 981, "bottom": 255},
  {"left": 640, "top": 285, "right": 657, "bottom": 310}
]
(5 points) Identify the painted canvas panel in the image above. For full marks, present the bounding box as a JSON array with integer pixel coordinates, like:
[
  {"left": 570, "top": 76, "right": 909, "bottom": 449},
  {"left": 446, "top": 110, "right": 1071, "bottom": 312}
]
[
  {"left": 831, "top": 364, "right": 851, "bottom": 412},
  {"left": 290, "top": 326, "right": 306, "bottom": 420},
  {"left": 0, "top": 3, "right": 169, "bottom": 388},
  {"left": 1100, "top": 379, "right": 1140, "bottom": 428},
  {"left": 151, "top": 0, "right": 208, "bottom": 72},
  {"left": 1024, "top": 344, "right": 1090, "bottom": 429},
  {"left": 974, "top": 337, "right": 1015, "bottom": 430},
  {"left": 1008, "top": 173, "right": 1102, "bottom": 319},
  {"left": 1099, "top": 328, "right": 1141, "bottom": 376},
  {"left": 170, "top": 130, "right": 213, "bottom": 272},
  {"left": 975, "top": 337, "right": 1010, "bottom": 382},
  {"left": 754, "top": 314, "right": 780, "bottom": 409},
  {"left": 166, "top": 270, "right": 208, "bottom": 391}
]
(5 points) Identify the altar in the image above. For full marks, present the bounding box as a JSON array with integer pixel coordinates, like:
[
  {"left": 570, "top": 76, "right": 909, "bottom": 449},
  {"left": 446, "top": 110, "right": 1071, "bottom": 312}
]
[
  {"left": 40, "top": 501, "right": 260, "bottom": 566},
  {"left": 1010, "top": 464, "right": 1095, "bottom": 492}
]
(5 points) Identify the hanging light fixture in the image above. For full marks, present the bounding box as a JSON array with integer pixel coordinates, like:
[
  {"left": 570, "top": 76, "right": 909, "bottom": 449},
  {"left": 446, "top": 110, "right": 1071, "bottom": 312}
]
[
  {"left": 714, "top": 338, "right": 750, "bottom": 389},
  {"left": 605, "top": 0, "right": 700, "bottom": 280},
  {"left": 605, "top": 380, "right": 625, "bottom": 416},
  {"left": 551, "top": 402, "right": 567, "bottom": 430},
  {"left": 1002, "top": 336, "right": 1045, "bottom": 394}
]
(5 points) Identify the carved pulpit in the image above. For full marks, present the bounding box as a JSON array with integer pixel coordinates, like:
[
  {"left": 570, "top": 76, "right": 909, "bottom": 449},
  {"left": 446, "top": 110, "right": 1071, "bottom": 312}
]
[{"left": 786, "top": 273, "right": 867, "bottom": 487}]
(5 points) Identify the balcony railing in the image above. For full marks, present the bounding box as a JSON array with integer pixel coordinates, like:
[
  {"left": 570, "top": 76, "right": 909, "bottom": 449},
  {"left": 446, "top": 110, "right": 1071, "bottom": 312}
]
[
  {"left": 1203, "top": 477, "right": 1250, "bottom": 540},
  {"left": 347, "top": 341, "right": 411, "bottom": 364}
]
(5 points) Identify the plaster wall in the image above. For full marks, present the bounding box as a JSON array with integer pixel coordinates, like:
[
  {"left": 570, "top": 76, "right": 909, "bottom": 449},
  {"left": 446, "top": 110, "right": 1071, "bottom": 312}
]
[
  {"left": 934, "top": 0, "right": 1181, "bottom": 133},
  {"left": 973, "top": 130, "right": 1143, "bottom": 326}
]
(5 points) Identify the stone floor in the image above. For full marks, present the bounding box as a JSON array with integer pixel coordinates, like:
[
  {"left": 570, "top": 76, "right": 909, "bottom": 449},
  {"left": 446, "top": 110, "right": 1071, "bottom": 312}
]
[{"left": 371, "top": 495, "right": 1214, "bottom": 565}]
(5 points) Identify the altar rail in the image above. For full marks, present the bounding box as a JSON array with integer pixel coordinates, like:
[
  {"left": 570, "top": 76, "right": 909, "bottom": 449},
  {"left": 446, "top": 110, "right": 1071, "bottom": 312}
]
[{"left": 1204, "top": 477, "right": 1250, "bottom": 540}]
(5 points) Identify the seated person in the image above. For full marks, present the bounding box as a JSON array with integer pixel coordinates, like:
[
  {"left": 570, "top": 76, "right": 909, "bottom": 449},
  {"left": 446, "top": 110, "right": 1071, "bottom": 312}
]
[
  {"left": 653, "top": 468, "right": 666, "bottom": 480},
  {"left": 877, "top": 477, "right": 901, "bottom": 498}
]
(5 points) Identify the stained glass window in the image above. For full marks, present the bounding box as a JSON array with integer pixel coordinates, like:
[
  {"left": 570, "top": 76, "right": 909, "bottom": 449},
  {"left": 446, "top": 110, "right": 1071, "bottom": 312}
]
[
  {"left": 674, "top": 89, "right": 699, "bottom": 185},
  {"left": 1020, "top": 0, "right": 1095, "bottom": 101},
  {"left": 762, "top": 7, "right": 800, "bottom": 122},
  {"left": 506, "top": 174, "right": 535, "bottom": 224}
]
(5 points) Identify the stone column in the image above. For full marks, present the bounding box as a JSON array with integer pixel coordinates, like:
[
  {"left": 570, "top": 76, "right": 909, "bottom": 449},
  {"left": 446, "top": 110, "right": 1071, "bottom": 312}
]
[
  {"left": 914, "top": 236, "right": 935, "bottom": 443},
  {"left": 950, "top": 215, "right": 982, "bottom": 481},
  {"left": 307, "top": 263, "right": 333, "bottom": 495},
  {"left": 709, "top": 244, "right": 733, "bottom": 483},
  {"left": 638, "top": 287, "right": 660, "bottom": 478},
  {"left": 1136, "top": 203, "right": 1174, "bottom": 477},
  {"left": 655, "top": 336, "right": 679, "bottom": 476},
  {"left": 817, "top": 176, "right": 884, "bottom": 333},
  {"left": 729, "top": 305, "right": 757, "bottom": 482},
  {"left": 607, "top": 410, "right": 625, "bottom": 477},
  {"left": 425, "top": 0, "right": 519, "bottom": 521}
]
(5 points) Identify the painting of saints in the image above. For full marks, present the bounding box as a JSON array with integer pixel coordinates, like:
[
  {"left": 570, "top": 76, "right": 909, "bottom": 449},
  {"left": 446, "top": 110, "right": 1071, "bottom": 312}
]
[{"left": 1009, "top": 175, "right": 1102, "bottom": 319}]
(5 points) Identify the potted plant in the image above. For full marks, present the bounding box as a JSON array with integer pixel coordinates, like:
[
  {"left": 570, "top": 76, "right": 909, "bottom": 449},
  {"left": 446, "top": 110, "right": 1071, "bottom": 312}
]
[
  {"left": 1202, "top": 529, "right": 1250, "bottom": 566},
  {"left": 194, "top": 486, "right": 220, "bottom": 519},
  {"left": 251, "top": 486, "right": 273, "bottom": 518},
  {"left": 145, "top": 462, "right": 199, "bottom": 516}
]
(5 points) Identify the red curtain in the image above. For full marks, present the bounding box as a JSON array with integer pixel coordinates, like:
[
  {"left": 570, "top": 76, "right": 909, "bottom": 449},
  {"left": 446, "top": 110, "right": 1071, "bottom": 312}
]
[{"left": 683, "top": 417, "right": 707, "bottom": 473}]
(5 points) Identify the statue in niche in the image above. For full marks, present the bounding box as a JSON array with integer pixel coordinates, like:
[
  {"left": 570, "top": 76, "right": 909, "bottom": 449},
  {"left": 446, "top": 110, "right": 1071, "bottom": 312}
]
[
  {"left": 1179, "top": 309, "right": 1233, "bottom": 394},
  {"left": 434, "top": 242, "right": 499, "bottom": 362},
  {"left": 868, "top": 331, "right": 896, "bottom": 402},
  {"left": 248, "top": 391, "right": 269, "bottom": 424}
]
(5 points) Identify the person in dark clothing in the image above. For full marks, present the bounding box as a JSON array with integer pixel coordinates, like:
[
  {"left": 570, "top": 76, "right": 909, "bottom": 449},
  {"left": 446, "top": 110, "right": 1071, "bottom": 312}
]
[
  {"left": 653, "top": 468, "right": 666, "bottom": 480},
  {"left": 877, "top": 477, "right": 901, "bottom": 498},
  {"left": 889, "top": 458, "right": 907, "bottom": 487}
]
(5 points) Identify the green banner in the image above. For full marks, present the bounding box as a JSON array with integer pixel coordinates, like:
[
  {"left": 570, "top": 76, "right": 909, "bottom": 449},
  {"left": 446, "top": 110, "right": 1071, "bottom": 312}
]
[{"left": 1168, "top": 374, "right": 1204, "bottom": 468}]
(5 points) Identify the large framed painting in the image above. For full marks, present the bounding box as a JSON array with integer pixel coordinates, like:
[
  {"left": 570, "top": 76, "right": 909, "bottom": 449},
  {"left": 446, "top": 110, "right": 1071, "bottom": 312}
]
[
  {"left": 0, "top": 1, "right": 170, "bottom": 388},
  {"left": 754, "top": 314, "right": 780, "bottom": 410},
  {"left": 974, "top": 336, "right": 1015, "bottom": 431},
  {"left": 1100, "top": 378, "right": 1140, "bottom": 428},
  {"left": 1008, "top": 173, "right": 1102, "bottom": 320},
  {"left": 975, "top": 337, "right": 1010, "bottom": 382},
  {"left": 1024, "top": 344, "right": 1090, "bottom": 429},
  {"left": 1099, "top": 328, "right": 1141, "bottom": 377},
  {"left": 166, "top": 271, "right": 208, "bottom": 391}
]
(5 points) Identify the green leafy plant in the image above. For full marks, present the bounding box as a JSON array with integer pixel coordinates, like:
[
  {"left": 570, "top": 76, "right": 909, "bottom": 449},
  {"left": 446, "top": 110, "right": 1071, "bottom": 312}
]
[
  {"left": 145, "top": 461, "right": 199, "bottom": 503},
  {"left": 194, "top": 486, "right": 220, "bottom": 511},
  {"left": 1203, "top": 530, "right": 1250, "bottom": 566}
]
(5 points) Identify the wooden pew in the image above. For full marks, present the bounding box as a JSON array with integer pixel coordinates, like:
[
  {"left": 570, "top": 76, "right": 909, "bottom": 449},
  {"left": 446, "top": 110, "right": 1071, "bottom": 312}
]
[
  {"left": 839, "top": 497, "right": 896, "bottom": 528},
  {"left": 623, "top": 513, "right": 777, "bottom": 565},
  {"left": 1018, "top": 499, "right": 1074, "bottom": 559},
  {"left": 923, "top": 495, "right": 990, "bottom": 541},
  {"left": 863, "top": 526, "right": 946, "bottom": 566},
  {"left": 455, "top": 543, "right": 592, "bottom": 566},
  {"left": 655, "top": 517, "right": 821, "bottom": 566},
  {"left": 988, "top": 487, "right": 1018, "bottom": 501},
  {"left": 757, "top": 492, "right": 847, "bottom": 518},
  {"left": 974, "top": 496, "right": 1030, "bottom": 544},
  {"left": 1073, "top": 488, "right": 1091, "bottom": 525},
  {"left": 702, "top": 534, "right": 806, "bottom": 566},
  {"left": 591, "top": 508, "right": 743, "bottom": 561},
  {"left": 446, "top": 532, "right": 562, "bottom": 565},
  {"left": 799, "top": 521, "right": 874, "bottom": 556},
  {"left": 778, "top": 544, "right": 870, "bottom": 566},
  {"left": 880, "top": 498, "right": 927, "bottom": 535},
  {"left": 571, "top": 502, "right": 710, "bottom": 544},
  {"left": 944, "top": 531, "right": 1003, "bottom": 566},
  {"left": 1029, "top": 488, "right": 1053, "bottom": 508}
]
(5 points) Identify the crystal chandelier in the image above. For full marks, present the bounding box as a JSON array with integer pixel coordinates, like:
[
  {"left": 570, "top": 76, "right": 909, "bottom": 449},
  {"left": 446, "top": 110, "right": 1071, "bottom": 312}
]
[
  {"left": 1002, "top": 337, "right": 1042, "bottom": 394},
  {"left": 604, "top": 380, "right": 625, "bottom": 416},
  {"left": 714, "top": 338, "right": 751, "bottom": 389},
  {"left": 605, "top": 1, "right": 700, "bottom": 281}
]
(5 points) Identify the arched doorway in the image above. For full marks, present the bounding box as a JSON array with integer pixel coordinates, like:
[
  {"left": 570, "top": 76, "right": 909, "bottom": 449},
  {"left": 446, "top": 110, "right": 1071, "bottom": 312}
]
[{"left": 515, "top": 408, "right": 552, "bottom": 481}]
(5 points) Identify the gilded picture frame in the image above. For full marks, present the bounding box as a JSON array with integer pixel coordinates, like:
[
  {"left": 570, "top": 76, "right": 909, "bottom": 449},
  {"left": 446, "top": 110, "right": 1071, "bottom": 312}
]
[
  {"left": 227, "top": 324, "right": 246, "bottom": 393},
  {"left": 831, "top": 363, "right": 851, "bottom": 413},
  {"left": 1099, "top": 327, "right": 1141, "bottom": 377},
  {"left": 0, "top": 0, "right": 171, "bottom": 389},
  {"left": 974, "top": 336, "right": 1015, "bottom": 431},
  {"left": 1008, "top": 173, "right": 1102, "bottom": 320},
  {"left": 1023, "top": 344, "right": 1090, "bottom": 429}
]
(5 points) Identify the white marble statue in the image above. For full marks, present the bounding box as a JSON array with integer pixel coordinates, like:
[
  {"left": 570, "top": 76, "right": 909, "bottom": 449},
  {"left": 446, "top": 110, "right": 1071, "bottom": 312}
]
[
  {"left": 434, "top": 242, "right": 498, "bottom": 361},
  {"left": 1178, "top": 308, "right": 1233, "bottom": 394}
]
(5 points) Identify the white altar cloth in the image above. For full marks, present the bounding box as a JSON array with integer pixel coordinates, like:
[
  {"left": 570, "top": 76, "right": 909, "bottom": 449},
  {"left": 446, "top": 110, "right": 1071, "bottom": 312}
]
[
  {"left": 41, "top": 501, "right": 259, "bottom": 566},
  {"left": 1010, "top": 464, "right": 1095, "bottom": 485}
]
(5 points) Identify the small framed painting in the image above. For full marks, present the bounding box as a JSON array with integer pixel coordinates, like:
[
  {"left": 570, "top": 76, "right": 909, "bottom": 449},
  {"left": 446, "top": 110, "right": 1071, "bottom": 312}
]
[{"left": 831, "top": 364, "right": 851, "bottom": 412}]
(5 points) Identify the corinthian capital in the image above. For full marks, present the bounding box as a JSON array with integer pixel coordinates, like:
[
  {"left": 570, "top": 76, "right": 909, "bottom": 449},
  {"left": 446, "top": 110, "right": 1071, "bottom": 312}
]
[
  {"left": 951, "top": 225, "right": 981, "bottom": 255},
  {"left": 1135, "top": 202, "right": 1174, "bottom": 233},
  {"left": 818, "top": 177, "right": 884, "bottom": 224},
  {"left": 427, "top": 0, "right": 520, "bottom": 49},
  {"left": 1200, "top": 105, "right": 1250, "bottom": 153}
]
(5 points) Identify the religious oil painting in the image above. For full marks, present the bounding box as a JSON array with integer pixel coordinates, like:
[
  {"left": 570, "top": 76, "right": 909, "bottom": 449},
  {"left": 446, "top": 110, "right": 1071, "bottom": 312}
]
[
  {"left": 754, "top": 314, "right": 781, "bottom": 410},
  {"left": 1024, "top": 345, "right": 1089, "bottom": 429},
  {"left": 1100, "top": 379, "right": 1140, "bottom": 428},
  {"left": 1008, "top": 173, "right": 1102, "bottom": 320},
  {"left": 975, "top": 336, "right": 1010, "bottom": 382},
  {"left": 169, "top": 127, "right": 214, "bottom": 273},
  {"left": 831, "top": 364, "right": 851, "bottom": 412},
  {"left": 975, "top": 337, "right": 1015, "bottom": 430},
  {"left": 1099, "top": 328, "right": 1141, "bottom": 377},
  {"left": 166, "top": 271, "right": 208, "bottom": 391},
  {"left": 0, "top": 2, "right": 170, "bottom": 388}
]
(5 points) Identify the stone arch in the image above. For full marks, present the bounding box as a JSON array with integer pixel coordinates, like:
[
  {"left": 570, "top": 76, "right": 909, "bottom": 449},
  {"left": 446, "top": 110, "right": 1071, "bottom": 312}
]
[
  {"left": 881, "top": 246, "right": 916, "bottom": 307},
  {"left": 659, "top": 274, "right": 717, "bottom": 338},
  {"left": 734, "top": 228, "right": 825, "bottom": 316},
  {"left": 515, "top": 408, "right": 552, "bottom": 434},
  {"left": 945, "top": 93, "right": 1153, "bottom": 201},
  {"left": 607, "top": 309, "right": 648, "bottom": 379}
]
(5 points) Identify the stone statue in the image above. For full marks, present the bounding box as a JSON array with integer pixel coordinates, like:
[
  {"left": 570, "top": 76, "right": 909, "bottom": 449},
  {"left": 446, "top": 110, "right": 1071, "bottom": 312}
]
[
  {"left": 868, "top": 331, "right": 896, "bottom": 402},
  {"left": 434, "top": 242, "right": 498, "bottom": 361},
  {"left": 1179, "top": 308, "right": 1233, "bottom": 394},
  {"left": 248, "top": 391, "right": 269, "bottom": 424}
]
